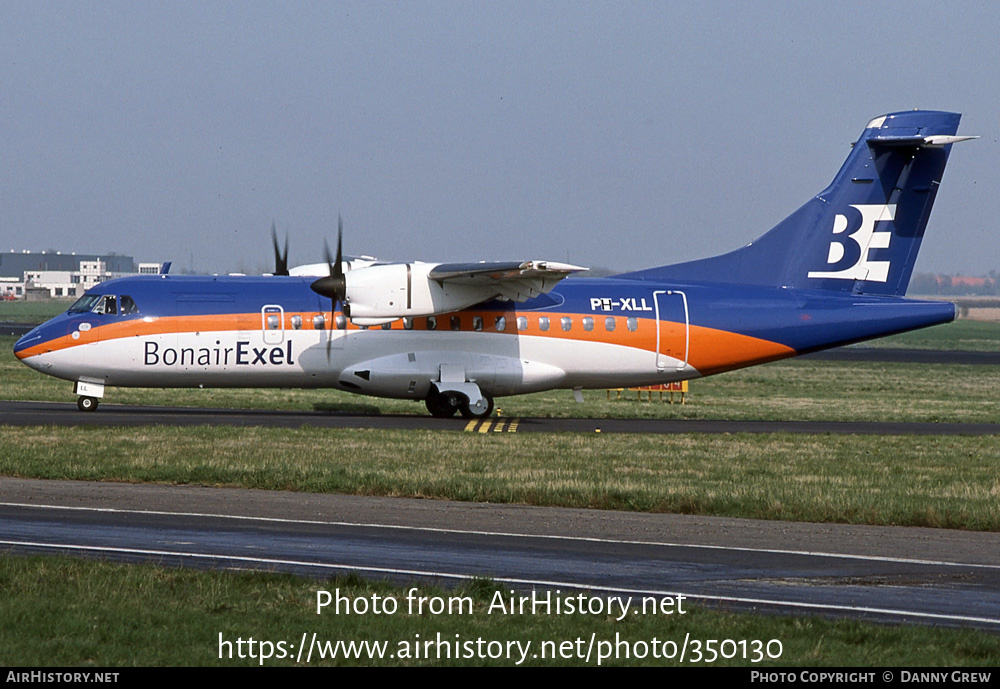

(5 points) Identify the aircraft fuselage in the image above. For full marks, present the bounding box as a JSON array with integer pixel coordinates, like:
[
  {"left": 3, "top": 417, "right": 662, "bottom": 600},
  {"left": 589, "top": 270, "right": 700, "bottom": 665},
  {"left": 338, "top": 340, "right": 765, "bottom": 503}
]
[{"left": 14, "top": 274, "right": 955, "bottom": 400}]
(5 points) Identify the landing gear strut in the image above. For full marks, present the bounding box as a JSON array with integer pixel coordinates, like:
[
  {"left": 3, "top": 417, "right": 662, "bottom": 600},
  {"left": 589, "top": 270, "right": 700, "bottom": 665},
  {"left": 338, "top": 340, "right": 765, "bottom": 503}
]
[{"left": 77, "top": 396, "right": 99, "bottom": 412}]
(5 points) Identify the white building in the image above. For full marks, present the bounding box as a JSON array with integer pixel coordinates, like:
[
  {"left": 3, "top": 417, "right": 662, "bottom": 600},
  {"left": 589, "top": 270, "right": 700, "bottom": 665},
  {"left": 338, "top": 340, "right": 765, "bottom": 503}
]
[
  {"left": 18, "top": 259, "right": 163, "bottom": 299},
  {"left": 0, "top": 277, "right": 21, "bottom": 298}
]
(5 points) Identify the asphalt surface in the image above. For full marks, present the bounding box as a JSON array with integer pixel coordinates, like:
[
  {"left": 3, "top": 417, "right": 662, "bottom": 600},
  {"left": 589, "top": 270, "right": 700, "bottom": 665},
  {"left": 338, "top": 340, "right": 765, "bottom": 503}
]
[
  {"left": 1, "top": 400, "right": 997, "bottom": 435},
  {"left": 2, "top": 478, "right": 998, "bottom": 630}
]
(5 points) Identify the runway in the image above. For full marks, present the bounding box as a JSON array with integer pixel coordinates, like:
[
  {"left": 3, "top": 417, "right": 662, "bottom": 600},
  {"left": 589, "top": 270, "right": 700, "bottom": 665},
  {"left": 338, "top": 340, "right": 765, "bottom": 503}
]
[
  {"left": 2, "top": 400, "right": 998, "bottom": 435},
  {"left": 2, "top": 478, "right": 998, "bottom": 631}
]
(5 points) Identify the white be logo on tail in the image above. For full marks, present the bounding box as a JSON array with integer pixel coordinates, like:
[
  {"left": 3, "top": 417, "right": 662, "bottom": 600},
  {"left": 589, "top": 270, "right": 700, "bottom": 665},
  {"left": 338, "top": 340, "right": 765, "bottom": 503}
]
[{"left": 808, "top": 204, "right": 894, "bottom": 283}]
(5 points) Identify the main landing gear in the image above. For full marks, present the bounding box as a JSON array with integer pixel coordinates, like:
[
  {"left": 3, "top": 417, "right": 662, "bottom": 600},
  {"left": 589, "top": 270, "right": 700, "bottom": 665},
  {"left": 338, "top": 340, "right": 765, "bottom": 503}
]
[
  {"left": 77, "top": 396, "right": 99, "bottom": 412},
  {"left": 425, "top": 391, "right": 494, "bottom": 419}
]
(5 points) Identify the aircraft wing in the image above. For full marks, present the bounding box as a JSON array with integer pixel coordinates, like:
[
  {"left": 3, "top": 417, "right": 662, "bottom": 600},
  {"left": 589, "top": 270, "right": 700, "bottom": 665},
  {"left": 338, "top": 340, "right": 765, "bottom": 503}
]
[{"left": 428, "top": 260, "right": 587, "bottom": 302}]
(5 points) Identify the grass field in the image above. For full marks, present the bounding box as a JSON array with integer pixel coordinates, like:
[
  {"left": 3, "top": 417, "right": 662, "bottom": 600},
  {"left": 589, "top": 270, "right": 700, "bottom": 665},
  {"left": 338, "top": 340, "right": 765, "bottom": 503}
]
[
  {"left": 0, "top": 298, "right": 74, "bottom": 323},
  {"left": 1, "top": 427, "right": 997, "bottom": 530},
  {"left": 2, "top": 557, "right": 998, "bottom": 667}
]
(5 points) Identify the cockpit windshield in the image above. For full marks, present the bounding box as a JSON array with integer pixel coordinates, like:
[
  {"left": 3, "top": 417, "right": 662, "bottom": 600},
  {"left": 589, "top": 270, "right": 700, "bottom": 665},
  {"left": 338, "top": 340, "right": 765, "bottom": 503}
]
[
  {"left": 66, "top": 294, "right": 140, "bottom": 316},
  {"left": 68, "top": 294, "right": 102, "bottom": 314}
]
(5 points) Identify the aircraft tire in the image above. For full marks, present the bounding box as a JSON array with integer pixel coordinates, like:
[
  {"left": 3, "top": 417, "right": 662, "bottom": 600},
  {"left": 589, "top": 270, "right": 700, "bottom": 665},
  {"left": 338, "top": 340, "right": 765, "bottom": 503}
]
[
  {"left": 425, "top": 392, "right": 459, "bottom": 418},
  {"left": 459, "top": 394, "right": 494, "bottom": 420},
  {"left": 77, "top": 396, "right": 99, "bottom": 412}
]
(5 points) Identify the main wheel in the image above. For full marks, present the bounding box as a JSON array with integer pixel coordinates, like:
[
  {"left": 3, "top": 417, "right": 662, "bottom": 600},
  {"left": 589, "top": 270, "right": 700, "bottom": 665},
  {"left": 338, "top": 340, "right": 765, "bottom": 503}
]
[
  {"left": 459, "top": 394, "right": 494, "bottom": 420},
  {"left": 425, "top": 391, "right": 460, "bottom": 418},
  {"left": 77, "top": 396, "right": 99, "bottom": 412}
]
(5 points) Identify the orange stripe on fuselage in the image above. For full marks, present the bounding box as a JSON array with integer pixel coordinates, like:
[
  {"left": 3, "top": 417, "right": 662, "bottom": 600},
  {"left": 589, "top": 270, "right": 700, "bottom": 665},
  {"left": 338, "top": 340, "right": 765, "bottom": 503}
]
[{"left": 17, "top": 310, "right": 795, "bottom": 374}]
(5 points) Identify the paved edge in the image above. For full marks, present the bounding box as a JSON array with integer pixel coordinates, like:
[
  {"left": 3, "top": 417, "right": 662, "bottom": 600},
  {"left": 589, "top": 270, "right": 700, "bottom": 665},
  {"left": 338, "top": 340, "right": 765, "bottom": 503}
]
[{"left": 3, "top": 477, "right": 998, "bottom": 567}]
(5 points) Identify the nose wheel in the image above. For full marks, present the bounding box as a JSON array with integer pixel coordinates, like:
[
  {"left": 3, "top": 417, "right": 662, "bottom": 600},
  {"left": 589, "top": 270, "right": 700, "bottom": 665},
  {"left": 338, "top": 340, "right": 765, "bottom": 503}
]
[{"left": 77, "top": 396, "right": 99, "bottom": 412}]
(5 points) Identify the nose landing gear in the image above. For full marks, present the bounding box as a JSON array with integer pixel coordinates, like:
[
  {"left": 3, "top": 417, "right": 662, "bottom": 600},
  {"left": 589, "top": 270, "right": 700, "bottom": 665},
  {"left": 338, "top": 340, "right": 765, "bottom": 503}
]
[
  {"left": 73, "top": 381, "right": 104, "bottom": 412},
  {"left": 77, "top": 396, "right": 99, "bottom": 412}
]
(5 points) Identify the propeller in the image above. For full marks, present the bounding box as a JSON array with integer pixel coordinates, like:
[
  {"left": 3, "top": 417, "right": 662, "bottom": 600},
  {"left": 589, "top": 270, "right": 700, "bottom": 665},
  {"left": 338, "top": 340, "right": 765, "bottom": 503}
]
[
  {"left": 310, "top": 215, "right": 348, "bottom": 361},
  {"left": 270, "top": 221, "right": 289, "bottom": 276},
  {"left": 310, "top": 215, "right": 347, "bottom": 311}
]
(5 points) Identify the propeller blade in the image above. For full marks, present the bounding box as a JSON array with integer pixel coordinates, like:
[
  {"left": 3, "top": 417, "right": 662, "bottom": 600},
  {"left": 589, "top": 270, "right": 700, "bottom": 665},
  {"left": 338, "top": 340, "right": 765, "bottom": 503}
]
[
  {"left": 334, "top": 214, "right": 343, "bottom": 281},
  {"left": 270, "top": 221, "right": 289, "bottom": 276},
  {"left": 310, "top": 216, "right": 347, "bottom": 304},
  {"left": 308, "top": 215, "right": 349, "bottom": 362},
  {"left": 309, "top": 242, "right": 346, "bottom": 301}
]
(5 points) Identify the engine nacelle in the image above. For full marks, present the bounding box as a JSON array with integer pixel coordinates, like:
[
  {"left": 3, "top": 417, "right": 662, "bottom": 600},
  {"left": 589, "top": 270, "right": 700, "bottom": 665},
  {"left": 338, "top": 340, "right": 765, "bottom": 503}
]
[{"left": 344, "top": 262, "right": 496, "bottom": 319}]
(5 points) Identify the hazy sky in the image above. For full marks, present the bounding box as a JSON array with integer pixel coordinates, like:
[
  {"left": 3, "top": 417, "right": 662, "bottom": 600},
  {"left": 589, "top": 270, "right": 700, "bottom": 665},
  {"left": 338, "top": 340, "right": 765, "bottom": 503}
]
[{"left": 2, "top": 1, "right": 997, "bottom": 276}]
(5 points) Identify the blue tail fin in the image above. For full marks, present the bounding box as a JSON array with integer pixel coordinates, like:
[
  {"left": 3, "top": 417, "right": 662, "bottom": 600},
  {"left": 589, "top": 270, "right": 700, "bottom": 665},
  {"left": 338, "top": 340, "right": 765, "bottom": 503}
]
[{"left": 622, "top": 111, "right": 973, "bottom": 296}]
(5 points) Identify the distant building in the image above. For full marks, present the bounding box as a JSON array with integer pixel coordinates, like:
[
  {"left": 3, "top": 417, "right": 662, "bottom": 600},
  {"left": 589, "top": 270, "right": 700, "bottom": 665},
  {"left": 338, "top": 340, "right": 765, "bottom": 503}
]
[
  {"left": 0, "top": 251, "right": 135, "bottom": 278},
  {"left": 0, "top": 251, "right": 163, "bottom": 299}
]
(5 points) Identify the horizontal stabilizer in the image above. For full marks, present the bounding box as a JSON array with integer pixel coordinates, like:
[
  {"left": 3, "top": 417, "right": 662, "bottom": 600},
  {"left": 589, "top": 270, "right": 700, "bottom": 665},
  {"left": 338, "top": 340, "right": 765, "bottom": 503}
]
[{"left": 869, "top": 134, "right": 978, "bottom": 148}]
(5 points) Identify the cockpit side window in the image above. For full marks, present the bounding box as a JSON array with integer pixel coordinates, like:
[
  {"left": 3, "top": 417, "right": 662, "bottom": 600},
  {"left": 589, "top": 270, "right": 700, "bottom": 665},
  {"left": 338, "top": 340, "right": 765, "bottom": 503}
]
[
  {"left": 96, "top": 295, "right": 117, "bottom": 315},
  {"left": 120, "top": 295, "right": 140, "bottom": 315}
]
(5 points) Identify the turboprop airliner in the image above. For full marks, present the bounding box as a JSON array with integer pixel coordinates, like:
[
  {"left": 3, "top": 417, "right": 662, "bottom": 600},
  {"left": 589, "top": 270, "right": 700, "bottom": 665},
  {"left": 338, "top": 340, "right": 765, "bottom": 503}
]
[{"left": 14, "top": 110, "right": 975, "bottom": 417}]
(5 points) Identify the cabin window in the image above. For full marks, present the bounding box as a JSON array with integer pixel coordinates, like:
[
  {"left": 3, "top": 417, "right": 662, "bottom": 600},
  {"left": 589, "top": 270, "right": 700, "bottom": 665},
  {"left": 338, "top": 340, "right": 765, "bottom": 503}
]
[
  {"left": 313, "top": 314, "right": 326, "bottom": 330},
  {"left": 605, "top": 316, "right": 616, "bottom": 332},
  {"left": 538, "top": 316, "right": 549, "bottom": 331},
  {"left": 381, "top": 322, "right": 392, "bottom": 330},
  {"left": 335, "top": 314, "right": 347, "bottom": 330},
  {"left": 403, "top": 317, "right": 413, "bottom": 330},
  {"left": 516, "top": 316, "right": 527, "bottom": 331},
  {"left": 560, "top": 316, "right": 572, "bottom": 331},
  {"left": 120, "top": 295, "right": 140, "bottom": 315},
  {"left": 473, "top": 316, "right": 483, "bottom": 331},
  {"left": 627, "top": 316, "right": 638, "bottom": 332},
  {"left": 427, "top": 316, "right": 437, "bottom": 330},
  {"left": 290, "top": 315, "right": 302, "bottom": 330},
  {"left": 582, "top": 317, "right": 594, "bottom": 331},
  {"left": 266, "top": 314, "right": 280, "bottom": 330},
  {"left": 450, "top": 316, "right": 461, "bottom": 331},
  {"left": 495, "top": 316, "right": 506, "bottom": 332}
]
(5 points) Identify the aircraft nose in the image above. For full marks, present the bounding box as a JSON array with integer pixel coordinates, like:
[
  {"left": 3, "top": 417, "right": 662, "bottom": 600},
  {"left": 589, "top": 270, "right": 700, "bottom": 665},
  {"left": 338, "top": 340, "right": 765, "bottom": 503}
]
[{"left": 14, "top": 326, "right": 43, "bottom": 361}]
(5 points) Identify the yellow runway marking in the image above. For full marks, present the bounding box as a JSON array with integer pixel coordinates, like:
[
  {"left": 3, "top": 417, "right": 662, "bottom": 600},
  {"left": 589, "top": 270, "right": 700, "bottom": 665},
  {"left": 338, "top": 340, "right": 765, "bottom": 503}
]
[{"left": 464, "top": 418, "right": 520, "bottom": 433}]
